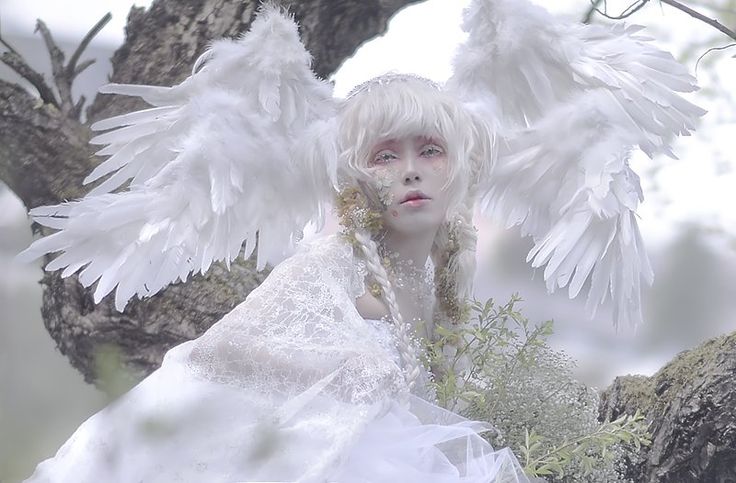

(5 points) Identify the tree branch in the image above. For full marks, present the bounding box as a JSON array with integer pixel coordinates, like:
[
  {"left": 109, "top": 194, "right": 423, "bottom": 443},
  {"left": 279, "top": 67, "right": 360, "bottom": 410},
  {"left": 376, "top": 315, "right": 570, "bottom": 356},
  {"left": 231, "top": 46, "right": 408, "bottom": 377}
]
[
  {"left": 34, "top": 19, "right": 74, "bottom": 116},
  {"left": 583, "top": 0, "right": 604, "bottom": 23},
  {"left": 587, "top": 0, "right": 649, "bottom": 21},
  {"left": 0, "top": 24, "right": 21, "bottom": 57},
  {"left": 73, "top": 58, "right": 96, "bottom": 77},
  {"left": 0, "top": 18, "right": 59, "bottom": 106},
  {"left": 695, "top": 42, "right": 736, "bottom": 74},
  {"left": 0, "top": 51, "right": 58, "bottom": 106},
  {"left": 0, "top": 79, "right": 93, "bottom": 210},
  {"left": 66, "top": 13, "right": 111, "bottom": 81},
  {"left": 687, "top": 0, "right": 736, "bottom": 15},
  {"left": 660, "top": 0, "right": 736, "bottom": 41},
  {"left": 585, "top": 0, "right": 736, "bottom": 42},
  {"left": 30, "top": 15, "right": 112, "bottom": 119}
]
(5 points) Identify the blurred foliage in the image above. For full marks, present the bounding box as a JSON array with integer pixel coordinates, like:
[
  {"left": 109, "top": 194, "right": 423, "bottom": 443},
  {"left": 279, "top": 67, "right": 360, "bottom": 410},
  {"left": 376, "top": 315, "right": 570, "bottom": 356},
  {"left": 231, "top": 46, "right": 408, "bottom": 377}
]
[
  {"left": 643, "top": 225, "right": 732, "bottom": 349},
  {"left": 424, "top": 296, "right": 650, "bottom": 481},
  {"left": 93, "top": 343, "right": 137, "bottom": 400}
]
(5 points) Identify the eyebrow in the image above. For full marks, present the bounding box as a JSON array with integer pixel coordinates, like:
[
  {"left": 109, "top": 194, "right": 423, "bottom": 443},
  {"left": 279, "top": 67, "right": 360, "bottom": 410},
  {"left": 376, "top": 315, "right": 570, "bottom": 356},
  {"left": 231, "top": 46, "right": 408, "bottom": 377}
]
[
  {"left": 415, "top": 135, "right": 445, "bottom": 147},
  {"left": 372, "top": 139, "right": 400, "bottom": 150},
  {"left": 371, "top": 135, "right": 446, "bottom": 154}
]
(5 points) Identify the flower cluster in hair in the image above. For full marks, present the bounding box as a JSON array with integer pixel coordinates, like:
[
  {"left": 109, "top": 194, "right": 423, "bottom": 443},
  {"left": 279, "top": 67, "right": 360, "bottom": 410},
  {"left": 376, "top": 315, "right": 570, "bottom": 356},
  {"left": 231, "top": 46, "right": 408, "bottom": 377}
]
[
  {"left": 433, "top": 220, "right": 472, "bottom": 325},
  {"left": 336, "top": 186, "right": 383, "bottom": 242},
  {"left": 336, "top": 185, "right": 387, "bottom": 298}
]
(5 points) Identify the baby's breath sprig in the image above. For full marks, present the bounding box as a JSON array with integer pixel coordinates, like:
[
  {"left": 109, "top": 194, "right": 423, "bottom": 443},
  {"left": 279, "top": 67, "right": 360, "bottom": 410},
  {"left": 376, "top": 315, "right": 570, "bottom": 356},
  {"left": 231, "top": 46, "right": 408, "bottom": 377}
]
[
  {"left": 336, "top": 186, "right": 383, "bottom": 243},
  {"left": 423, "top": 296, "right": 651, "bottom": 482},
  {"left": 433, "top": 220, "right": 471, "bottom": 325}
]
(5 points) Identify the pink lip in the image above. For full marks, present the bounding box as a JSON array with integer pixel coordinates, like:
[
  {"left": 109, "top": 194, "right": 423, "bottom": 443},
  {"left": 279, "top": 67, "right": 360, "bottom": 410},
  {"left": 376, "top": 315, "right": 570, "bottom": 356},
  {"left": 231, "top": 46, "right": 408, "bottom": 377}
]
[{"left": 400, "top": 191, "right": 430, "bottom": 204}]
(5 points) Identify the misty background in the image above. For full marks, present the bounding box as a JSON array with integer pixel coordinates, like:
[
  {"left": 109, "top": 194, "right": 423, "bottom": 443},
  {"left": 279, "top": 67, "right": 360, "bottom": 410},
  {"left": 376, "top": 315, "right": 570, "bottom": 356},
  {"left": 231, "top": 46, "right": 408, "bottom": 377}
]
[{"left": 1, "top": 0, "right": 734, "bottom": 481}]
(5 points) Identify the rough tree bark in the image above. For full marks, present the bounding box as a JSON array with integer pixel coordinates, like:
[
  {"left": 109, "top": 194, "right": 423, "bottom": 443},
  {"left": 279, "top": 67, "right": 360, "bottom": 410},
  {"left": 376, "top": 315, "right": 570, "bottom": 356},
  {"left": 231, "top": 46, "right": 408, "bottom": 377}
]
[
  {"left": 600, "top": 331, "right": 736, "bottom": 483},
  {"left": 0, "top": 0, "right": 419, "bottom": 386}
]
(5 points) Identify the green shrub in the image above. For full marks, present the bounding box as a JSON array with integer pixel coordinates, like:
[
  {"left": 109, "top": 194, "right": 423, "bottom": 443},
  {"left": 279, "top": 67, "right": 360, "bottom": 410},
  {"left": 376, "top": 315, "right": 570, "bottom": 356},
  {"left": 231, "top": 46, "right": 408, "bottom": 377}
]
[{"left": 424, "top": 296, "right": 650, "bottom": 481}]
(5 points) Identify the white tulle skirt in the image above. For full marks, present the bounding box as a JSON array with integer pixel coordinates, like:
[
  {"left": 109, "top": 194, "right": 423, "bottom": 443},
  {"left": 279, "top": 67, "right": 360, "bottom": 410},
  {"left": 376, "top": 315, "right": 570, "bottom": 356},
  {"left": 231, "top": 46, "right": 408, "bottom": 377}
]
[
  {"left": 26, "top": 338, "right": 528, "bottom": 483},
  {"left": 337, "top": 398, "right": 527, "bottom": 483}
]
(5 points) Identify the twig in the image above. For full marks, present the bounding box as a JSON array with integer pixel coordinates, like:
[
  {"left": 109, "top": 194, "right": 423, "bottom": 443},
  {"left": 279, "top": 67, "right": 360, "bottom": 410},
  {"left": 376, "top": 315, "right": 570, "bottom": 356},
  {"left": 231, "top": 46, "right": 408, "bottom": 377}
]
[
  {"left": 590, "top": 0, "right": 650, "bottom": 20},
  {"left": 0, "top": 51, "right": 59, "bottom": 107},
  {"left": 73, "top": 58, "right": 96, "bottom": 77},
  {"left": 35, "top": 19, "right": 73, "bottom": 115},
  {"left": 583, "top": 0, "right": 605, "bottom": 23},
  {"left": 72, "top": 95, "right": 87, "bottom": 120},
  {"left": 27, "top": 14, "right": 112, "bottom": 119},
  {"left": 687, "top": 0, "right": 736, "bottom": 15},
  {"left": 0, "top": 28, "right": 21, "bottom": 58},
  {"left": 695, "top": 43, "right": 736, "bottom": 74},
  {"left": 660, "top": 0, "right": 736, "bottom": 41},
  {"left": 585, "top": 0, "right": 736, "bottom": 42},
  {"left": 0, "top": 18, "right": 59, "bottom": 106},
  {"left": 66, "top": 13, "right": 111, "bottom": 80}
]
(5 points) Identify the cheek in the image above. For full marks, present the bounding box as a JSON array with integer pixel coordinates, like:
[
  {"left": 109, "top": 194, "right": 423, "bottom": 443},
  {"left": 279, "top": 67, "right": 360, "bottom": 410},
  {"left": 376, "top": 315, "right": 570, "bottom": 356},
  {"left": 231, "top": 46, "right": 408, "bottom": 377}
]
[
  {"left": 376, "top": 168, "right": 399, "bottom": 207},
  {"left": 367, "top": 170, "right": 399, "bottom": 208},
  {"left": 435, "top": 157, "right": 449, "bottom": 170},
  {"left": 427, "top": 157, "right": 449, "bottom": 177}
]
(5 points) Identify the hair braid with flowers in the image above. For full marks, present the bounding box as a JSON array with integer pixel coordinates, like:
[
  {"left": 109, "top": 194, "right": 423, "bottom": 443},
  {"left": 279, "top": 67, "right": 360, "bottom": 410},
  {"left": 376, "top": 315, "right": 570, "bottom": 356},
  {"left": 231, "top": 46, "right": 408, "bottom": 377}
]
[
  {"left": 352, "top": 229, "right": 422, "bottom": 390},
  {"left": 431, "top": 203, "right": 477, "bottom": 328}
]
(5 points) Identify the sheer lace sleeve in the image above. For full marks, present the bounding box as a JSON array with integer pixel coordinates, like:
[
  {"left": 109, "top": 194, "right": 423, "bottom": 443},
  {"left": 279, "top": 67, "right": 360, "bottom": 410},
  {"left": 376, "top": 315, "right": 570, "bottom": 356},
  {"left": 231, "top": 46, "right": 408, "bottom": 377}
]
[
  {"left": 186, "top": 234, "right": 407, "bottom": 406},
  {"left": 26, "top": 235, "right": 529, "bottom": 483}
]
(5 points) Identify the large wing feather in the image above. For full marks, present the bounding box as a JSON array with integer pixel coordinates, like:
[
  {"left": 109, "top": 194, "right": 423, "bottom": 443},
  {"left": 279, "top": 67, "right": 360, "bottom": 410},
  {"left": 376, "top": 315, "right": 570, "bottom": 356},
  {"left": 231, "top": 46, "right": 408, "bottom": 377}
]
[
  {"left": 19, "top": 5, "right": 337, "bottom": 311},
  {"left": 448, "top": 0, "right": 705, "bottom": 326}
]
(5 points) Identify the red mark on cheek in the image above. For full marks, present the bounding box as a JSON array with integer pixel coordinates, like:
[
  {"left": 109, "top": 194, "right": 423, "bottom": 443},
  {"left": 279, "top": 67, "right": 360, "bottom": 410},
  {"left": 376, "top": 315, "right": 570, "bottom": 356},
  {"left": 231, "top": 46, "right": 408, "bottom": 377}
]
[{"left": 391, "top": 210, "right": 399, "bottom": 218}]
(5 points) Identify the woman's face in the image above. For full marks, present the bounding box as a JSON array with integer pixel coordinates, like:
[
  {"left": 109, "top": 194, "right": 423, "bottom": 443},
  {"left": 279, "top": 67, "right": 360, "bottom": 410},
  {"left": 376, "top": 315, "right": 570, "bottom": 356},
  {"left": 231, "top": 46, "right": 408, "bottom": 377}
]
[{"left": 366, "top": 134, "right": 452, "bottom": 236}]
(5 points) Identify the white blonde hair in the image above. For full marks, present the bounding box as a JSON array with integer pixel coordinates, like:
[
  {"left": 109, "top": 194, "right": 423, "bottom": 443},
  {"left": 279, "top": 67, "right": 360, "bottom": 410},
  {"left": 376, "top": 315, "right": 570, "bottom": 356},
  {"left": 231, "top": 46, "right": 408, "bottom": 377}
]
[{"left": 338, "top": 75, "right": 493, "bottom": 215}]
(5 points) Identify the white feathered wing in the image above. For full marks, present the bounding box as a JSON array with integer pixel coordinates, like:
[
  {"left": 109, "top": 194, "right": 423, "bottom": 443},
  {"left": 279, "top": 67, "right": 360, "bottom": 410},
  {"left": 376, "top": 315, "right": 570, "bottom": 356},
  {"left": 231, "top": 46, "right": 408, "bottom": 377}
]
[
  {"left": 448, "top": 0, "right": 706, "bottom": 326},
  {"left": 19, "top": 5, "right": 338, "bottom": 311}
]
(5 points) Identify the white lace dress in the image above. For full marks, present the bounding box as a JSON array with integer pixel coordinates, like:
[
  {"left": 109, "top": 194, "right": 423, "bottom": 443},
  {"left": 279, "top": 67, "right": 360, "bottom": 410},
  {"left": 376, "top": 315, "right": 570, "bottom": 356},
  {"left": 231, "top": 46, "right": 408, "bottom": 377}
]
[{"left": 26, "top": 236, "right": 528, "bottom": 483}]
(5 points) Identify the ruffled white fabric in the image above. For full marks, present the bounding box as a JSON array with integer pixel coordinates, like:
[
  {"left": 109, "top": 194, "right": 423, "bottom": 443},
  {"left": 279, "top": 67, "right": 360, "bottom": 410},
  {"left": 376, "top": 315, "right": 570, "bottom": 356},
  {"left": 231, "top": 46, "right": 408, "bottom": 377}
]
[
  {"left": 338, "top": 396, "right": 527, "bottom": 483},
  {"left": 26, "top": 236, "right": 528, "bottom": 482}
]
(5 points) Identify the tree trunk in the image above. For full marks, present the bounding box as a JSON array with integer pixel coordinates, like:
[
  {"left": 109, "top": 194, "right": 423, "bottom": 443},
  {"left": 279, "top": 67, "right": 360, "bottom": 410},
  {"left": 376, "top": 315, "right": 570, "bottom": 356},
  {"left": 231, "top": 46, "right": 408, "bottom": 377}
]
[
  {"left": 0, "top": 0, "right": 418, "bottom": 387},
  {"left": 600, "top": 332, "right": 736, "bottom": 483}
]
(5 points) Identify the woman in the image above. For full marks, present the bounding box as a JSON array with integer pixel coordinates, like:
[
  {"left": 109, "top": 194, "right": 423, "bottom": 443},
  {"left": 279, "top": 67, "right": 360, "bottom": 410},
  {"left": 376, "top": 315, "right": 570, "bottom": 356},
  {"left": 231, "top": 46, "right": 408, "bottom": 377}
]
[
  {"left": 24, "top": 75, "right": 527, "bottom": 482},
  {"left": 21, "top": 1, "right": 702, "bottom": 480}
]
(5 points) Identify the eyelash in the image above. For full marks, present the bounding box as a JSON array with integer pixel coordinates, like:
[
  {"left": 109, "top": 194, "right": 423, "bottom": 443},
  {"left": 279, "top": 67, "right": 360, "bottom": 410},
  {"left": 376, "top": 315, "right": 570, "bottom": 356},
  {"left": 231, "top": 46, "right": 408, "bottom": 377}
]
[
  {"left": 421, "top": 145, "right": 443, "bottom": 157},
  {"left": 371, "top": 145, "right": 444, "bottom": 164},
  {"left": 373, "top": 152, "right": 397, "bottom": 164}
]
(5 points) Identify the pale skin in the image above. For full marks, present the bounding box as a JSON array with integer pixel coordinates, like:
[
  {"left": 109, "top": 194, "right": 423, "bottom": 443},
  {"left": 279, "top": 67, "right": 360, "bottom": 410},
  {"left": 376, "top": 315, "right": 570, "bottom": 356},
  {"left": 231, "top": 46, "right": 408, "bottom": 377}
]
[{"left": 354, "top": 134, "right": 452, "bottom": 337}]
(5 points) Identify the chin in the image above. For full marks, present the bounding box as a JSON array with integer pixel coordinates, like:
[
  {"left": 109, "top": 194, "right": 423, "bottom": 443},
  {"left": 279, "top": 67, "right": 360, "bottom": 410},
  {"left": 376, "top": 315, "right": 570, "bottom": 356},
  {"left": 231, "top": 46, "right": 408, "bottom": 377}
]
[{"left": 384, "top": 211, "right": 445, "bottom": 236}]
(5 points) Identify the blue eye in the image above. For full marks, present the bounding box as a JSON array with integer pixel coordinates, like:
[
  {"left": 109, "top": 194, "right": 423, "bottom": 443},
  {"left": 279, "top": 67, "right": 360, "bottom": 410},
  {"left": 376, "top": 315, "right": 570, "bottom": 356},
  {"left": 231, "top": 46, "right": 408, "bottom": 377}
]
[
  {"left": 420, "top": 145, "right": 444, "bottom": 157},
  {"left": 373, "top": 151, "right": 397, "bottom": 164}
]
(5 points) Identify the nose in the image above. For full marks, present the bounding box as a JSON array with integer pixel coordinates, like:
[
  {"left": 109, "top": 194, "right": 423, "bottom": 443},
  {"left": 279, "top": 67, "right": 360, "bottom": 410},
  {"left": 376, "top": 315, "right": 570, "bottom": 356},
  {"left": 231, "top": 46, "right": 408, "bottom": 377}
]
[{"left": 402, "top": 155, "right": 421, "bottom": 184}]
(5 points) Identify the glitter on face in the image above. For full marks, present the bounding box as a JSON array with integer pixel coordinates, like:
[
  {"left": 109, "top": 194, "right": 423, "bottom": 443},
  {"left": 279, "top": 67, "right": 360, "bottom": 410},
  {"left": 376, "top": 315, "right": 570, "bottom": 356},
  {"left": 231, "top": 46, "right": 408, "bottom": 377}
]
[{"left": 365, "top": 135, "right": 452, "bottom": 237}]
